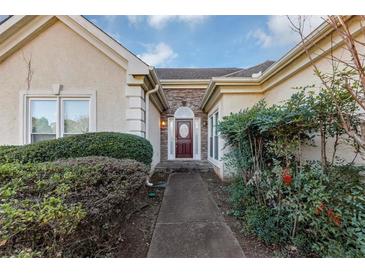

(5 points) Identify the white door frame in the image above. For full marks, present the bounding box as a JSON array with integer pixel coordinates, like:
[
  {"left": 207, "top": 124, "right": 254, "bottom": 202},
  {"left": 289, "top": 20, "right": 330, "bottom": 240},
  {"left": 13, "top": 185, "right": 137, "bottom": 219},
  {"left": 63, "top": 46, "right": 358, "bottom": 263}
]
[{"left": 167, "top": 116, "right": 201, "bottom": 160}]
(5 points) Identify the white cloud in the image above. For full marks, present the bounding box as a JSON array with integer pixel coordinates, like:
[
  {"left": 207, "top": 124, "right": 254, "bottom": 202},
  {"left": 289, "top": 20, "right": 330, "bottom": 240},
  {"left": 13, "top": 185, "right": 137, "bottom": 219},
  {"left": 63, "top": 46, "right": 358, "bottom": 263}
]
[
  {"left": 137, "top": 42, "right": 177, "bottom": 66},
  {"left": 126, "top": 15, "right": 207, "bottom": 29},
  {"left": 126, "top": 16, "right": 144, "bottom": 26},
  {"left": 249, "top": 29, "right": 272, "bottom": 48},
  {"left": 248, "top": 15, "right": 324, "bottom": 48}
]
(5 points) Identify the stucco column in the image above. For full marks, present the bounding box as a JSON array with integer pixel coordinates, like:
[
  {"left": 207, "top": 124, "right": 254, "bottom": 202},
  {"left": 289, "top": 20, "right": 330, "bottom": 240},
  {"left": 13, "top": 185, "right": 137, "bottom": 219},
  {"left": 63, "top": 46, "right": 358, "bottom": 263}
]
[{"left": 125, "top": 84, "right": 146, "bottom": 137}]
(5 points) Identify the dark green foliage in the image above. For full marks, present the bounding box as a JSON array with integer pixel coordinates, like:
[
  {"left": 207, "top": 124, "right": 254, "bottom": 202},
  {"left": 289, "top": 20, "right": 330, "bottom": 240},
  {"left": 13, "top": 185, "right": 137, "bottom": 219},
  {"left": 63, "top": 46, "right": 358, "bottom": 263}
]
[
  {"left": 0, "top": 132, "right": 153, "bottom": 166},
  {"left": 220, "top": 87, "right": 365, "bottom": 257},
  {"left": 245, "top": 206, "right": 286, "bottom": 245},
  {"left": 0, "top": 156, "right": 148, "bottom": 257}
]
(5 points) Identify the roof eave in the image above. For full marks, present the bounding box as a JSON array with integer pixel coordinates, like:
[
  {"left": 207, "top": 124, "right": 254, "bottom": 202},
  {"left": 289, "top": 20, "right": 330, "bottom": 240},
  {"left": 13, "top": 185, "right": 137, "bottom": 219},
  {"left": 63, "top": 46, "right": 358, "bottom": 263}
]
[
  {"left": 201, "top": 16, "right": 354, "bottom": 110},
  {"left": 148, "top": 67, "right": 170, "bottom": 111}
]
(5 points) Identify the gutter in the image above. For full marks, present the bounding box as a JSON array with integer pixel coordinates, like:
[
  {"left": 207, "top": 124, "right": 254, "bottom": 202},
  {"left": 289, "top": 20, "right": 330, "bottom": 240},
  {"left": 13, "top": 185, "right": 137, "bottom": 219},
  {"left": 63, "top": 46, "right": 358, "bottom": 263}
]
[{"left": 147, "top": 67, "right": 169, "bottom": 111}]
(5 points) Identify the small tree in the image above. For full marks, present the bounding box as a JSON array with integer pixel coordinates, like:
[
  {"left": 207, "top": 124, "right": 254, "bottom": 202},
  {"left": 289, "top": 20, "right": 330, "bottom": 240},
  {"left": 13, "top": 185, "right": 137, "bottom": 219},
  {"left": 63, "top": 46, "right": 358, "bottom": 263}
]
[{"left": 288, "top": 15, "right": 365, "bottom": 151}]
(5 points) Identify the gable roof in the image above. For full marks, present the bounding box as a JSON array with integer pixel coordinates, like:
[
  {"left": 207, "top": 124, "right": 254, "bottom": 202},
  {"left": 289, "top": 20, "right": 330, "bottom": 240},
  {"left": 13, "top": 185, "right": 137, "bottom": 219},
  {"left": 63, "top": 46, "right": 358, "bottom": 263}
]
[
  {"left": 0, "top": 15, "right": 150, "bottom": 74},
  {"left": 0, "top": 15, "right": 169, "bottom": 111}
]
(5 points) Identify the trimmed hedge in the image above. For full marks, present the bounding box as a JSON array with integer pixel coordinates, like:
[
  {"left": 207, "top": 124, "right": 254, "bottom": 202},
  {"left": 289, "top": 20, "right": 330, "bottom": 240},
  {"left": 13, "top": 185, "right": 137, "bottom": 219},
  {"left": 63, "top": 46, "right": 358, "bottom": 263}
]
[
  {"left": 0, "top": 132, "right": 153, "bottom": 166},
  {"left": 0, "top": 156, "right": 148, "bottom": 257}
]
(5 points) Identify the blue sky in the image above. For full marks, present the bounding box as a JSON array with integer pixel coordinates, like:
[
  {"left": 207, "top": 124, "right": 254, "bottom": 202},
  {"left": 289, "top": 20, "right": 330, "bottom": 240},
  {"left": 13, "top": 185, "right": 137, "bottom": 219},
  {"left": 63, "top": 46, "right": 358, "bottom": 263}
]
[
  {"left": 0, "top": 15, "right": 323, "bottom": 68},
  {"left": 86, "top": 15, "right": 323, "bottom": 68}
]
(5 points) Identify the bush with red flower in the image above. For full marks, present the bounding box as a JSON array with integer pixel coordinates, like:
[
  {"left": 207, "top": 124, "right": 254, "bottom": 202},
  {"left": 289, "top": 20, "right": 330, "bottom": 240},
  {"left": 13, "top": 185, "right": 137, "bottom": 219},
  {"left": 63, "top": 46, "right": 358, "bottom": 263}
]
[{"left": 219, "top": 88, "right": 365, "bottom": 257}]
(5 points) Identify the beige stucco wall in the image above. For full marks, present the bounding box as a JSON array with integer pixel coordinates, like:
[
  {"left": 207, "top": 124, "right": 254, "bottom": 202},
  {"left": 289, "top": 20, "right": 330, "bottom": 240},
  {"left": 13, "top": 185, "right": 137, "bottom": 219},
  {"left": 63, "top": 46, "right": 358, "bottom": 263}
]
[
  {"left": 221, "top": 92, "right": 262, "bottom": 116},
  {"left": 262, "top": 18, "right": 365, "bottom": 164},
  {"left": 148, "top": 100, "right": 161, "bottom": 168},
  {"left": 207, "top": 17, "right": 365, "bottom": 179},
  {"left": 0, "top": 19, "right": 128, "bottom": 145}
]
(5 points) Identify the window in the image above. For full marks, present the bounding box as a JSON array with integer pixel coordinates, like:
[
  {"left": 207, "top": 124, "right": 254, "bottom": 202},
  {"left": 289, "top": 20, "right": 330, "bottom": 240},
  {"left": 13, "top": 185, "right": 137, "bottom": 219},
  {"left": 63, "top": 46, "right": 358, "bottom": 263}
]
[
  {"left": 209, "top": 111, "right": 219, "bottom": 161},
  {"left": 62, "top": 99, "right": 90, "bottom": 137},
  {"left": 30, "top": 99, "right": 57, "bottom": 143},
  {"left": 27, "top": 97, "right": 90, "bottom": 143},
  {"left": 214, "top": 112, "right": 219, "bottom": 160}
]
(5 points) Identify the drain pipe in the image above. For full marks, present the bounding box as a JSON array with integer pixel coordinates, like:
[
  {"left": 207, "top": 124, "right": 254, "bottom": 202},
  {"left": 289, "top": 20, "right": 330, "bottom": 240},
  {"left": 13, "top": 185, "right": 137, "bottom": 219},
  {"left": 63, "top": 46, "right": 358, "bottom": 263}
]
[
  {"left": 145, "top": 84, "right": 159, "bottom": 140},
  {"left": 145, "top": 84, "right": 159, "bottom": 187}
]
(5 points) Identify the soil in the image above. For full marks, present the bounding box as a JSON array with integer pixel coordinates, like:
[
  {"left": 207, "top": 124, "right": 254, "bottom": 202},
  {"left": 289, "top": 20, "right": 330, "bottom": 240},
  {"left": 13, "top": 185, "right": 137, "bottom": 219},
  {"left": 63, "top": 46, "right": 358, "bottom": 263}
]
[
  {"left": 113, "top": 185, "right": 164, "bottom": 258},
  {"left": 201, "top": 172, "right": 285, "bottom": 258}
]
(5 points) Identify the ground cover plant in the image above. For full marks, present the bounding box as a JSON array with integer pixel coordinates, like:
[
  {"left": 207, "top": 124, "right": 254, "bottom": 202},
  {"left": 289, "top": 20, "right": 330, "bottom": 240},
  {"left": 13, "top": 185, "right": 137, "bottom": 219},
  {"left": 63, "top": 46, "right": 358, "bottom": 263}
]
[
  {"left": 0, "top": 156, "right": 149, "bottom": 257},
  {"left": 219, "top": 80, "right": 365, "bottom": 257},
  {"left": 0, "top": 132, "right": 157, "bottom": 257}
]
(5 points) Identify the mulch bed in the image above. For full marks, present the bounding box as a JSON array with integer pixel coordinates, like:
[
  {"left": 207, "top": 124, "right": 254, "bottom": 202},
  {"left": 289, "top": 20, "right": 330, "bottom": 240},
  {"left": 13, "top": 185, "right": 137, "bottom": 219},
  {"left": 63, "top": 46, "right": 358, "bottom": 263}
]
[
  {"left": 201, "top": 172, "right": 287, "bottom": 258},
  {"left": 112, "top": 185, "right": 164, "bottom": 257}
]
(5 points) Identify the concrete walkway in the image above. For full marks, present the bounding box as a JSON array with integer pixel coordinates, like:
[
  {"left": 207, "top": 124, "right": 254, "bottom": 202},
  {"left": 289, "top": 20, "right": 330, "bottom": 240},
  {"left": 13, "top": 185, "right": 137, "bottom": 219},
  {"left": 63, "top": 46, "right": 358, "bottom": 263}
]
[{"left": 147, "top": 173, "right": 244, "bottom": 258}]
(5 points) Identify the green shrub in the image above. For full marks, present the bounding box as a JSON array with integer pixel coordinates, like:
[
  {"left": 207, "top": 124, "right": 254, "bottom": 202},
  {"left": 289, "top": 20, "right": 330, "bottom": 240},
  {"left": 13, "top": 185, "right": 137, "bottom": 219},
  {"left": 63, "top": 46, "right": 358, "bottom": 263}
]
[
  {"left": 219, "top": 87, "right": 365, "bottom": 257},
  {"left": 245, "top": 206, "right": 283, "bottom": 244},
  {"left": 0, "top": 132, "right": 153, "bottom": 166},
  {"left": 0, "top": 156, "right": 148, "bottom": 257}
]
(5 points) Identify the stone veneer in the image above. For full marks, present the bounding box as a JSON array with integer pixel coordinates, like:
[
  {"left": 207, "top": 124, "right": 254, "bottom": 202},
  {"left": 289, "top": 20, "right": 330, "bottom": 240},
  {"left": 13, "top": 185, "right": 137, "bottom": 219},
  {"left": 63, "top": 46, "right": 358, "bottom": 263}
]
[{"left": 160, "top": 88, "right": 208, "bottom": 161}]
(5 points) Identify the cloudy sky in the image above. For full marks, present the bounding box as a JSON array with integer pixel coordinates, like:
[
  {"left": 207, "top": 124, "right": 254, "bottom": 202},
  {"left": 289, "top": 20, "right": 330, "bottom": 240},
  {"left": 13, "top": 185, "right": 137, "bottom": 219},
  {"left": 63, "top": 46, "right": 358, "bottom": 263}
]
[{"left": 1, "top": 15, "right": 324, "bottom": 68}]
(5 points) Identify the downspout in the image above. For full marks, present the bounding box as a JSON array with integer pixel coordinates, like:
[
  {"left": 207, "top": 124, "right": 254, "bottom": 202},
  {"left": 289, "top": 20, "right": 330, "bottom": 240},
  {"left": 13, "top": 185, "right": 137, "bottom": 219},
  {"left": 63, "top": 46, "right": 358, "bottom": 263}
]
[
  {"left": 145, "top": 84, "right": 159, "bottom": 139},
  {"left": 145, "top": 84, "right": 159, "bottom": 186}
]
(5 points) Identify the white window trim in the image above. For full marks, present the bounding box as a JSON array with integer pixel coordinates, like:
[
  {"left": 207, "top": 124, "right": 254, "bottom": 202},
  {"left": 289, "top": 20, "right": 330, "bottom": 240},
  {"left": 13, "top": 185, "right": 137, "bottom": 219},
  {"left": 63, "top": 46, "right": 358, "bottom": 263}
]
[
  {"left": 20, "top": 87, "right": 96, "bottom": 145},
  {"left": 208, "top": 109, "right": 220, "bottom": 166}
]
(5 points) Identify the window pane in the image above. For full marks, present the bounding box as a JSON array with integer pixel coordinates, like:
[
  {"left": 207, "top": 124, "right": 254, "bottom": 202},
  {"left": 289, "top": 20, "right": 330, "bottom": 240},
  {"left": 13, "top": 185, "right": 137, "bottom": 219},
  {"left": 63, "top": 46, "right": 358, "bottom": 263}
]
[
  {"left": 63, "top": 100, "right": 89, "bottom": 134},
  {"left": 214, "top": 112, "right": 219, "bottom": 136},
  {"left": 210, "top": 136, "right": 213, "bottom": 157},
  {"left": 31, "top": 134, "right": 56, "bottom": 143},
  {"left": 210, "top": 116, "right": 213, "bottom": 136},
  {"left": 31, "top": 100, "right": 57, "bottom": 134},
  {"left": 214, "top": 136, "right": 219, "bottom": 160}
]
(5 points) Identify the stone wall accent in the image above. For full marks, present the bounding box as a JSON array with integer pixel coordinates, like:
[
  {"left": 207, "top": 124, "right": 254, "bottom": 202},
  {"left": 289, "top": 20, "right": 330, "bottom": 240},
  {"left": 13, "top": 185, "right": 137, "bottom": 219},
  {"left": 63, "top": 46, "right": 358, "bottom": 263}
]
[{"left": 160, "top": 88, "right": 208, "bottom": 160}]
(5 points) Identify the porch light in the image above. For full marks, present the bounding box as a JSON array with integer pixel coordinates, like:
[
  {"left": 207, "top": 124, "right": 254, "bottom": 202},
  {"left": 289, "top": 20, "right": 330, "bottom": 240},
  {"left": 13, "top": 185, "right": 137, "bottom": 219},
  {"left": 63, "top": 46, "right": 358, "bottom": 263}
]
[{"left": 161, "top": 120, "right": 167, "bottom": 128}]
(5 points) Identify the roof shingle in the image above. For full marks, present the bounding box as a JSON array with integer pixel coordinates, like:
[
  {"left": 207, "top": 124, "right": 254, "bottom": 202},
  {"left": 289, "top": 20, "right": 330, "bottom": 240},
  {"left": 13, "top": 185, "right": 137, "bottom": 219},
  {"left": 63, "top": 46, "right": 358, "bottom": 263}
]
[
  {"left": 156, "top": 60, "right": 275, "bottom": 80},
  {"left": 155, "top": 67, "right": 242, "bottom": 80}
]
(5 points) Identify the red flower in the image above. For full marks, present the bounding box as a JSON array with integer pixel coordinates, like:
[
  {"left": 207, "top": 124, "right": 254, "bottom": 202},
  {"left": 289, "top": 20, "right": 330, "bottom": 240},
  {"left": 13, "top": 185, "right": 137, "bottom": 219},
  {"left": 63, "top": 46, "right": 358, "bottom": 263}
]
[
  {"left": 332, "top": 215, "right": 342, "bottom": 226},
  {"left": 315, "top": 202, "right": 325, "bottom": 215},
  {"left": 282, "top": 168, "right": 292, "bottom": 186},
  {"left": 326, "top": 208, "right": 342, "bottom": 226}
]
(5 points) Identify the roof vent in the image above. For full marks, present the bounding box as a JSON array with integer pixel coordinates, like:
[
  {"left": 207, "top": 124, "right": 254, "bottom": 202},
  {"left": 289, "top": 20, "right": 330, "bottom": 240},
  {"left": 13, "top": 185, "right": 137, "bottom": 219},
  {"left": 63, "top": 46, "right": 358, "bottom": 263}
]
[{"left": 251, "top": 71, "right": 262, "bottom": 78}]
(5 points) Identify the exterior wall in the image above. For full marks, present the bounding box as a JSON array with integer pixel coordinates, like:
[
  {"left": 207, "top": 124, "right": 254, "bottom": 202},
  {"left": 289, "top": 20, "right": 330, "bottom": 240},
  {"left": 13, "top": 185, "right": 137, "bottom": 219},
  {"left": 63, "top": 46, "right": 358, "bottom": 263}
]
[
  {"left": 0, "top": 20, "right": 128, "bottom": 145},
  {"left": 125, "top": 84, "right": 146, "bottom": 137},
  {"left": 160, "top": 88, "right": 207, "bottom": 161},
  {"left": 262, "top": 20, "right": 365, "bottom": 164},
  {"left": 148, "top": 99, "right": 161, "bottom": 168},
  {"left": 215, "top": 93, "right": 263, "bottom": 180},
  {"left": 206, "top": 17, "right": 365, "bottom": 179}
]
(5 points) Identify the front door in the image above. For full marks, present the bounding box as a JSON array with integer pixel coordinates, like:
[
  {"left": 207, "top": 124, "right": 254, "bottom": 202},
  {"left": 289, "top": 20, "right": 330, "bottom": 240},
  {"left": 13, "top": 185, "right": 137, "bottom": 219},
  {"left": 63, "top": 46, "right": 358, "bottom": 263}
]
[{"left": 175, "top": 119, "right": 193, "bottom": 158}]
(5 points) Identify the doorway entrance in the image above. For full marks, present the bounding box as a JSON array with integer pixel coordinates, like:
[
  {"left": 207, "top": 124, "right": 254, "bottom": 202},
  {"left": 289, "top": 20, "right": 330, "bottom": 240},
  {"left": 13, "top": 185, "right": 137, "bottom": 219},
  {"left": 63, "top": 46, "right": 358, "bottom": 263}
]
[{"left": 175, "top": 119, "right": 193, "bottom": 158}]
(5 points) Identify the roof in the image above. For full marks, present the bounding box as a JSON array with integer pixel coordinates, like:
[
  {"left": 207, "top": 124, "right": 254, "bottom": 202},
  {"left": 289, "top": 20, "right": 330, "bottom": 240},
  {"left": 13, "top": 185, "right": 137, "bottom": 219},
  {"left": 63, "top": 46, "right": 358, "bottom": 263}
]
[
  {"left": 0, "top": 15, "right": 169, "bottom": 111},
  {"left": 156, "top": 67, "right": 241, "bottom": 80},
  {"left": 223, "top": 60, "right": 275, "bottom": 78},
  {"left": 156, "top": 60, "right": 275, "bottom": 80}
]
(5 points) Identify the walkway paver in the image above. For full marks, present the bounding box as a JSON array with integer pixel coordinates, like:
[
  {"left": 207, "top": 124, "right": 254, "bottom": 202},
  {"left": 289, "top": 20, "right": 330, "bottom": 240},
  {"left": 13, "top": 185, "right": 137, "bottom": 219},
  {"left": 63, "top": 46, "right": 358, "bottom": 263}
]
[{"left": 147, "top": 173, "right": 245, "bottom": 258}]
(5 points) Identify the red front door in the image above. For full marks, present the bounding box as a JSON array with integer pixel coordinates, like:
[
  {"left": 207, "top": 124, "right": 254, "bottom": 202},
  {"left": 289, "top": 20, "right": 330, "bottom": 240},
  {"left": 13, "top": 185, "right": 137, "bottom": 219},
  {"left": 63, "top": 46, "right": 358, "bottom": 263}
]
[{"left": 175, "top": 119, "right": 193, "bottom": 158}]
